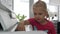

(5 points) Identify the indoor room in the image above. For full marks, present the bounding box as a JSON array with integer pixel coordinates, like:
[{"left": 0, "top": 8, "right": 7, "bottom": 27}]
[{"left": 0, "top": 0, "right": 60, "bottom": 34}]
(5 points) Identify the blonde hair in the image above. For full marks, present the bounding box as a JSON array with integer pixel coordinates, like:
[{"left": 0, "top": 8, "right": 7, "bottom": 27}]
[{"left": 33, "top": 1, "right": 49, "bottom": 18}]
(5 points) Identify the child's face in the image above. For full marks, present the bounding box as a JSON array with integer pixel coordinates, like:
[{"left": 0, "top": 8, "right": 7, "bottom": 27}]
[{"left": 33, "top": 7, "right": 47, "bottom": 22}]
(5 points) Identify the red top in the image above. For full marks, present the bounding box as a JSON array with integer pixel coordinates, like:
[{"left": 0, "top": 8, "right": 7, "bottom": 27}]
[{"left": 28, "top": 18, "right": 56, "bottom": 34}]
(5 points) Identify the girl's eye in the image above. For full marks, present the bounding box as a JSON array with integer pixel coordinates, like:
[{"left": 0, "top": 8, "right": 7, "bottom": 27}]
[
  {"left": 34, "top": 13, "right": 43, "bottom": 15},
  {"left": 34, "top": 13, "right": 37, "bottom": 15},
  {"left": 39, "top": 13, "right": 42, "bottom": 15}
]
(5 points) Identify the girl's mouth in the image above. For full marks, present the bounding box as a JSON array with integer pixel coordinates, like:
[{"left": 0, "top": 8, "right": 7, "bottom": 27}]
[{"left": 37, "top": 18, "right": 40, "bottom": 20}]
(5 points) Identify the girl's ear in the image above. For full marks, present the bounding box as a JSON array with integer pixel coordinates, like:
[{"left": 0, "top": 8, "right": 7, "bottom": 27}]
[
  {"left": 45, "top": 12, "right": 49, "bottom": 18},
  {"left": 44, "top": 13, "right": 49, "bottom": 19},
  {"left": 45, "top": 10, "right": 49, "bottom": 18}
]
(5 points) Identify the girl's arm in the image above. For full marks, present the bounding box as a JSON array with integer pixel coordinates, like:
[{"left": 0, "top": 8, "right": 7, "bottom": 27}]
[{"left": 15, "top": 20, "right": 30, "bottom": 31}]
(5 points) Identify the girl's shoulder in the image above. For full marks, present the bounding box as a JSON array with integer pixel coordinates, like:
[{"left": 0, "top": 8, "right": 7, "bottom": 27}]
[
  {"left": 47, "top": 20, "right": 55, "bottom": 27},
  {"left": 45, "top": 18, "right": 53, "bottom": 24}
]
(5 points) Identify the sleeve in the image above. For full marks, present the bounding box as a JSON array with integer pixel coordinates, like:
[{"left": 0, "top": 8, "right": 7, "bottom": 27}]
[
  {"left": 50, "top": 23, "right": 57, "bottom": 34},
  {"left": 28, "top": 18, "right": 34, "bottom": 25}
]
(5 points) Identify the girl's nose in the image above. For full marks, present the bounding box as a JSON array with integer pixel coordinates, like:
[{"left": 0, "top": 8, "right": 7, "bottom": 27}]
[{"left": 36, "top": 15, "right": 40, "bottom": 18}]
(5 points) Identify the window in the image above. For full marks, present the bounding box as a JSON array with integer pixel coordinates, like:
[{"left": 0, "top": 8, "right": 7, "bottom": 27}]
[{"left": 14, "top": 0, "right": 29, "bottom": 20}]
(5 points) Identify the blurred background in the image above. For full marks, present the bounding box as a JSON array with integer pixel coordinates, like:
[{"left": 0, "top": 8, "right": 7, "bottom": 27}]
[{"left": 0, "top": 0, "right": 60, "bottom": 33}]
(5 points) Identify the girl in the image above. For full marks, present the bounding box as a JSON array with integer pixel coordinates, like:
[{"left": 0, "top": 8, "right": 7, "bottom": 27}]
[{"left": 16, "top": 0, "right": 56, "bottom": 34}]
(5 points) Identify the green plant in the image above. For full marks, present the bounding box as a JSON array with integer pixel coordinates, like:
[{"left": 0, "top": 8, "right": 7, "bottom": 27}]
[{"left": 16, "top": 14, "right": 26, "bottom": 22}]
